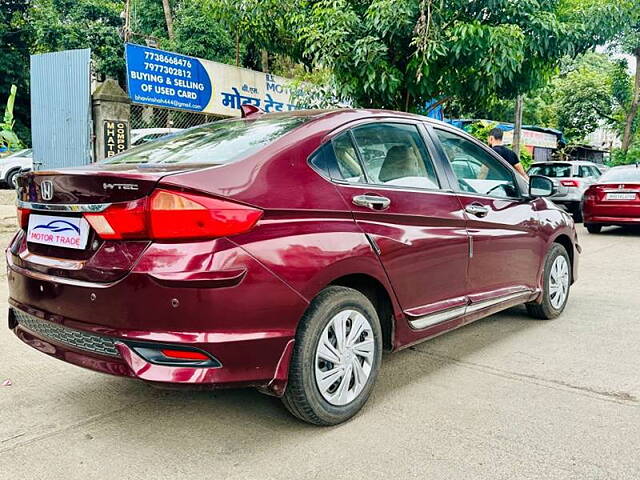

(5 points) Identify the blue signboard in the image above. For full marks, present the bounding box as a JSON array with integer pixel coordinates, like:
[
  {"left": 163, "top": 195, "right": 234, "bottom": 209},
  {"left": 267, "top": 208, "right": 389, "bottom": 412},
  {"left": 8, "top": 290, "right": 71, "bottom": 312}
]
[
  {"left": 125, "top": 43, "right": 213, "bottom": 112},
  {"left": 125, "top": 43, "right": 298, "bottom": 116}
]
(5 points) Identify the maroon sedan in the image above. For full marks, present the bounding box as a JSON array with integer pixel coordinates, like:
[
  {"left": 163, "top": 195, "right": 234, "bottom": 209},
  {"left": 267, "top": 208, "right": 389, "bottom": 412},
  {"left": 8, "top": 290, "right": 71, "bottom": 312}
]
[
  {"left": 8, "top": 109, "right": 579, "bottom": 425},
  {"left": 582, "top": 164, "right": 640, "bottom": 233}
]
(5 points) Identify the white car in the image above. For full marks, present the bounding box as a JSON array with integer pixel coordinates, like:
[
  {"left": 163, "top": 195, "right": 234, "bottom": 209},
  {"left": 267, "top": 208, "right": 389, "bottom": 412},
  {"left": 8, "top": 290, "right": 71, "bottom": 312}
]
[
  {"left": 527, "top": 160, "right": 603, "bottom": 221},
  {"left": 0, "top": 149, "right": 32, "bottom": 188}
]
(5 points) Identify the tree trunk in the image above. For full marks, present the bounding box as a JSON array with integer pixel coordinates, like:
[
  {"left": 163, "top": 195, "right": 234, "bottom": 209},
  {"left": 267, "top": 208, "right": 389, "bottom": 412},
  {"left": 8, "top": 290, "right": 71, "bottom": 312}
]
[
  {"left": 512, "top": 94, "right": 524, "bottom": 156},
  {"left": 261, "top": 50, "right": 269, "bottom": 73},
  {"left": 235, "top": 33, "right": 240, "bottom": 67},
  {"left": 161, "top": 0, "right": 175, "bottom": 40},
  {"left": 621, "top": 52, "right": 640, "bottom": 153}
]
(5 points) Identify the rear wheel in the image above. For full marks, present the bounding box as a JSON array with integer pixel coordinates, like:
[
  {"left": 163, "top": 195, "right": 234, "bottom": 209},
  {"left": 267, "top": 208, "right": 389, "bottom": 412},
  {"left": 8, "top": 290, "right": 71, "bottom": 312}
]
[
  {"left": 585, "top": 223, "right": 602, "bottom": 234},
  {"left": 282, "top": 286, "right": 382, "bottom": 426},
  {"left": 526, "top": 243, "right": 571, "bottom": 320}
]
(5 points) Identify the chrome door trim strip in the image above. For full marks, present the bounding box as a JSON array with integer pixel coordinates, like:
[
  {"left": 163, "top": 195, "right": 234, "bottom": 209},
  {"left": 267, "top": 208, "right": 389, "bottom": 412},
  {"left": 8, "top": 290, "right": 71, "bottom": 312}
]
[
  {"left": 17, "top": 200, "right": 111, "bottom": 213},
  {"left": 409, "top": 305, "right": 467, "bottom": 330},
  {"left": 408, "top": 291, "right": 534, "bottom": 330},
  {"left": 464, "top": 291, "right": 532, "bottom": 314}
]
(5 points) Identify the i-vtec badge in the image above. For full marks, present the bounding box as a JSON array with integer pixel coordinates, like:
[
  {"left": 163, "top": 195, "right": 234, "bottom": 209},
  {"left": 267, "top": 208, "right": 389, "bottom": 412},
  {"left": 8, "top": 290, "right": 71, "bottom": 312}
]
[{"left": 103, "top": 183, "right": 139, "bottom": 191}]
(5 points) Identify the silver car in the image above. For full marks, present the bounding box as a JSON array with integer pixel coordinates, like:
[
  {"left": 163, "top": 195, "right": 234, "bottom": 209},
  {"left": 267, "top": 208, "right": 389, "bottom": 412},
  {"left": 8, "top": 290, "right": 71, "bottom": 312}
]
[{"left": 528, "top": 161, "right": 603, "bottom": 221}]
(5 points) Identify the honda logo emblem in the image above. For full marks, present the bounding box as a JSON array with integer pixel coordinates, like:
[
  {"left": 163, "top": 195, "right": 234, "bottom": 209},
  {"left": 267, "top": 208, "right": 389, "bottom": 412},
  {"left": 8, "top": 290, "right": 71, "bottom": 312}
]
[{"left": 41, "top": 181, "right": 54, "bottom": 201}]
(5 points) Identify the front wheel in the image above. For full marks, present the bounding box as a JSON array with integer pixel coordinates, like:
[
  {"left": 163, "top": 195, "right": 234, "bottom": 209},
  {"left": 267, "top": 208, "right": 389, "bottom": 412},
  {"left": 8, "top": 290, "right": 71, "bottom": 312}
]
[
  {"left": 526, "top": 243, "right": 571, "bottom": 320},
  {"left": 585, "top": 223, "right": 602, "bottom": 234},
  {"left": 282, "top": 286, "right": 382, "bottom": 426}
]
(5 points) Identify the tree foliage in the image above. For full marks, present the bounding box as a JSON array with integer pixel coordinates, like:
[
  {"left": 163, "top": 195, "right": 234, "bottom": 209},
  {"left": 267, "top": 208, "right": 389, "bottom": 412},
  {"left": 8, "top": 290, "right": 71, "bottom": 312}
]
[{"left": 225, "top": 0, "right": 634, "bottom": 112}]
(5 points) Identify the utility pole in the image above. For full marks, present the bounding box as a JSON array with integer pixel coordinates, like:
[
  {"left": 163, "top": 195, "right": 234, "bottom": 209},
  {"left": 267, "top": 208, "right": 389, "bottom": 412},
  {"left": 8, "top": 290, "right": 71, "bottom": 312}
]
[
  {"left": 161, "top": 0, "right": 175, "bottom": 40},
  {"left": 513, "top": 94, "right": 523, "bottom": 156}
]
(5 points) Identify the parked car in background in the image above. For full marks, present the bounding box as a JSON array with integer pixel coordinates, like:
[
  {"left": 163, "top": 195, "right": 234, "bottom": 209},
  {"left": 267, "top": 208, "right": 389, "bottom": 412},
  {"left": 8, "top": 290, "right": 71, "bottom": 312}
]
[
  {"left": 528, "top": 161, "right": 602, "bottom": 221},
  {"left": 0, "top": 148, "right": 32, "bottom": 188},
  {"left": 582, "top": 164, "right": 640, "bottom": 233},
  {"left": 130, "top": 128, "right": 184, "bottom": 146},
  {"left": 8, "top": 109, "right": 579, "bottom": 425}
]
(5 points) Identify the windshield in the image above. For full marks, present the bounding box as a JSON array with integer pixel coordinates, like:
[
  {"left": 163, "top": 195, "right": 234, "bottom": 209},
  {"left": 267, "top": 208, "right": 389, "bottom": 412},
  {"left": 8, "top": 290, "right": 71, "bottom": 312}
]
[
  {"left": 102, "top": 116, "right": 308, "bottom": 165},
  {"left": 528, "top": 163, "right": 573, "bottom": 177},
  {"left": 600, "top": 167, "right": 640, "bottom": 183}
]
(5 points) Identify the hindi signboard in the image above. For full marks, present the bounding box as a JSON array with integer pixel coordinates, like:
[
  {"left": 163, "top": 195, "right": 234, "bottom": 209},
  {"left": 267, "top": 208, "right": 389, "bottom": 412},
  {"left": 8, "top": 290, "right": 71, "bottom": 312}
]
[{"left": 125, "top": 43, "right": 298, "bottom": 117}]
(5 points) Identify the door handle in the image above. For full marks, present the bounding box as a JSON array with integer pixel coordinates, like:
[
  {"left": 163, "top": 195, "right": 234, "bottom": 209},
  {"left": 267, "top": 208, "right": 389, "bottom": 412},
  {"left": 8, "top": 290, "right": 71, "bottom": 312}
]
[
  {"left": 352, "top": 194, "right": 391, "bottom": 210},
  {"left": 465, "top": 203, "right": 489, "bottom": 217}
]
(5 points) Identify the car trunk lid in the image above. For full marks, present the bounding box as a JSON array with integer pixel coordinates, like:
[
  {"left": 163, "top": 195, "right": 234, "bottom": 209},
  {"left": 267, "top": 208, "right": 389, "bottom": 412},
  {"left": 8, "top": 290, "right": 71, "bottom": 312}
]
[{"left": 13, "top": 165, "right": 206, "bottom": 283}]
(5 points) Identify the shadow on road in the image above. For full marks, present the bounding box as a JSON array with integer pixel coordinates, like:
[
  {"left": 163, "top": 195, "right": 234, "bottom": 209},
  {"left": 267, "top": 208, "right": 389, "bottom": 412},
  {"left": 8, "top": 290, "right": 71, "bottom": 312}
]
[{"left": 50, "top": 306, "right": 543, "bottom": 439}]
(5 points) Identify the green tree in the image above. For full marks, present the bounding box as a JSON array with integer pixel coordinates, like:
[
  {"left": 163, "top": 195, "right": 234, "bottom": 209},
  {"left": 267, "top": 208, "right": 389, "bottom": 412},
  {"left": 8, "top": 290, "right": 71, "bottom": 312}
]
[
  {"left": 0, "top": 0, "right": 32, "bottom": 144},
  {"left": 29, "top": 0, "right": 125, "bottom": 80},
  {"left": 236, "top": 0, "right": 633, "bottom": 113},
  {"left": 612, "top": 14, "right": 640, "bottom": 153}
]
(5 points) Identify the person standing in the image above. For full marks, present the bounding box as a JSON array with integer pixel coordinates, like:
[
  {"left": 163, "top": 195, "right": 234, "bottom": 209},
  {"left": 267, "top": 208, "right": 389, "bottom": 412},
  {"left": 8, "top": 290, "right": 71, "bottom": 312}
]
[{"left": 488, "top": 128, "right": 528, "bottom": 179}]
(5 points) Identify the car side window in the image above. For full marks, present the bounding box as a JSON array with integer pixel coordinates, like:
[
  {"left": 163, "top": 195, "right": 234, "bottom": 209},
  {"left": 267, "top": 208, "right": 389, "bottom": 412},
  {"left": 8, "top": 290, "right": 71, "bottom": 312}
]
[
  {"left": 434, "top": 129, "right": 519, "bottom": 198},
  {"left": 331, "top": 133, "right": 364, "bottom": 183},
  {"left": 578, "top": 166, "right": 592, "bottom": 178},
  {"left": 590, "top": 166, "right": 602, "bottom": 178},
  {"left": 350, "top": 123, "right": 440, "bottom": 190}
]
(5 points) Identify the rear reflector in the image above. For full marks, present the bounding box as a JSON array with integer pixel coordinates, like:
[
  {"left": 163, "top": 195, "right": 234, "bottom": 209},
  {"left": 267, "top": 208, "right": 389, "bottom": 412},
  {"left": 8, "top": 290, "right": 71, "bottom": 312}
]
[
  {"left": 160, "top": 349, "right": 210, "bottom": 361},
  {"left": 561, "top": 179, "right": 580, "bottom": 188},
  {"left": 84, "top": 189, "right": 262, "bottom": 241}
]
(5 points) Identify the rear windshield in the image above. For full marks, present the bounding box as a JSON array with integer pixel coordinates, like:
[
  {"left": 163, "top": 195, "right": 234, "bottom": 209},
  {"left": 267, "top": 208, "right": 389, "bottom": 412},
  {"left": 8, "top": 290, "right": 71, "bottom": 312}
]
[
  {"left": 528, "top": 164, "right": 573, "bottom": 177},
  {"left": 600, "top": 167, "right": 640, "bottom": 182},
  {"left": 102, "top": 116, "right": 308, "bottom": 165}
]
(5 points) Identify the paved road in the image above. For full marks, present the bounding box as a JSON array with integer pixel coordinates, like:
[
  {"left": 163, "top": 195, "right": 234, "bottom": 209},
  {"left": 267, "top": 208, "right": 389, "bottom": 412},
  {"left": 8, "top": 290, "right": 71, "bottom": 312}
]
[{"left": 1, "top": 207, "right": 638, "bottom": 479}]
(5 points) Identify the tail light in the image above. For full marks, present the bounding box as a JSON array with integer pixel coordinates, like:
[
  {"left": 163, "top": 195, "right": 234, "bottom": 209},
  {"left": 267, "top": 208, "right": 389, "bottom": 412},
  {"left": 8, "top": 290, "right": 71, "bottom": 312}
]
[
  {"left": 561, "top": 179, "right": 580, "bottom": 188},
  {"left": 583, "top": 187, "right": 597, "bottom": 203},
  {"left": 85, "top": 189, "right": 262, "bottom": 241},
  {"left": 17, "top": 207, "right": 30, "bottom": 228}
]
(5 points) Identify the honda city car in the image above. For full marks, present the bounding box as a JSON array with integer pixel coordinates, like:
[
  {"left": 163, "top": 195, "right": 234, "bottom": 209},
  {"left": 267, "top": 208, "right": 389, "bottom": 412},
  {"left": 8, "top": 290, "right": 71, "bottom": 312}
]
[
  {"left": 582, "top": 164, "right": 640, "bottom": 233},
  {"left": 7, "top": 109, "right": 579, "bottom": 425}
]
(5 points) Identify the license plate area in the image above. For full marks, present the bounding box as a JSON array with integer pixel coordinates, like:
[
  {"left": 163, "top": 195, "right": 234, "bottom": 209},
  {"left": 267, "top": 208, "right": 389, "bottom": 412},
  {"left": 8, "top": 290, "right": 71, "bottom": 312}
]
[
  {"left": 605, "top": 192, "right": 636, "bottom": 201},
  {"left": 27, "top": 213, "right": 90, "bottom": 250}
]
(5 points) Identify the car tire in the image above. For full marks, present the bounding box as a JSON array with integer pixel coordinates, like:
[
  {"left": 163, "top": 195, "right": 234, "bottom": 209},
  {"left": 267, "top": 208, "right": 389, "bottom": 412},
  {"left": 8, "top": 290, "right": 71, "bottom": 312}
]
[
  {"left": 526, "top": 243, "right": 571, "bottom": 320},
  {"left": 5, "top": 169, "right": 19, "bottom": 189},
  {"left": 282, "top": 286, "right": 382, "bottom": 426},
  {"left": 585, "top": 223, "right": 602, "bottom": 234}
]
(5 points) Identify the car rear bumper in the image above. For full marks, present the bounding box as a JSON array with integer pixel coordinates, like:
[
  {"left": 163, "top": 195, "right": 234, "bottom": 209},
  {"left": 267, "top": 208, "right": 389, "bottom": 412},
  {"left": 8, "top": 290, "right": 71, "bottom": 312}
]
[
  {"left": 583, "top": 204, "right": 640, "bottom": 225},
  {"left": 6, "top": 239, "right": 309, "bottom": 395},
  {"left": 8, "top": 301, "right": 296, "bottom": 394},
  {"left": 583, "top": 215, "right": 640, "bottom": 225}
]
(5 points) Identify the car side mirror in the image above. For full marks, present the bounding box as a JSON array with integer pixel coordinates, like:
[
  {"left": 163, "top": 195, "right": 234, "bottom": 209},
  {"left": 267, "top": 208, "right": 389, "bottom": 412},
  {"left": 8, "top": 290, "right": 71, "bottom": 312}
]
[{"left": 528, "top": 175, "right": 555, "bottom": 198}]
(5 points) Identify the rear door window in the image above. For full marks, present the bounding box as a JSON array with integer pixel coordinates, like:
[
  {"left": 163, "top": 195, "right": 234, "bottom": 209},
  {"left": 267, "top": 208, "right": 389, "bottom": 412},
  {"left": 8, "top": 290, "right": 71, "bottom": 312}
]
[{"left": 349, "top": 123, "right": 440, "bottom": 190}]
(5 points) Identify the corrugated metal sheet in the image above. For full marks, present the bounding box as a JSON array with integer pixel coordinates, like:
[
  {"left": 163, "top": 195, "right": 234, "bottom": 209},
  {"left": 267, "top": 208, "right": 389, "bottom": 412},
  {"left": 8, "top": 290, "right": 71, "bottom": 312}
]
[{"left": 30, "top": 49, "right": 92, "bottom": 170}]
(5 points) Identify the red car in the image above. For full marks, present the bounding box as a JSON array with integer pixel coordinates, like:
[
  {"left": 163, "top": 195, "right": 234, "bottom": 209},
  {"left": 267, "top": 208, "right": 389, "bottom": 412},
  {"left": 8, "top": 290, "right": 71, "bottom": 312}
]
[
  {"left": 8, "top": 109, "right": 579, "bottom": 425},
  {"left": 582, "top": 164, "right": 640, "bottom": 233}
]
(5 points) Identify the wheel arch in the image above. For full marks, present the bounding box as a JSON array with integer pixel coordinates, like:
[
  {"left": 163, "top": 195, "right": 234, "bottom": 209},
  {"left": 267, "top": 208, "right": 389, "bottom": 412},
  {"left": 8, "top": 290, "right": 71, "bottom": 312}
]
[
  {"left": 546, "top": 230, "right": 578, "bottom": 287},
  {"left": 328, "top": 273, "right": 397, "bottom": 351}
]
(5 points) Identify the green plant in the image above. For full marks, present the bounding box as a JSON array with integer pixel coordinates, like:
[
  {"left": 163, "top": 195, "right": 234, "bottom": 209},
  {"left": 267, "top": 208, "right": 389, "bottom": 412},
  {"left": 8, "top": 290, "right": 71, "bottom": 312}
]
[
  {"left": 519, "top": 146, "right": 533, "bottom": 171},
  {"left": 0, "top": 84, "right": 24, "bottom": 153}
]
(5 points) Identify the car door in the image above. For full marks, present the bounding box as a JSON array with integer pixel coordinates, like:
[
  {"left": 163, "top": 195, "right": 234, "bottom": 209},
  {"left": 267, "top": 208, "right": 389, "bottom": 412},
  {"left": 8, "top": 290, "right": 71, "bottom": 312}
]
[
  {"left": 431, "top": 127, "right": 544, "bottom": 306},
  {"left": 327, "top": 121, "right": 470, "bottom": 327}
]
